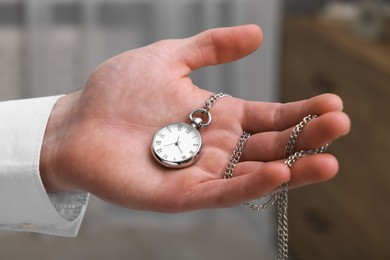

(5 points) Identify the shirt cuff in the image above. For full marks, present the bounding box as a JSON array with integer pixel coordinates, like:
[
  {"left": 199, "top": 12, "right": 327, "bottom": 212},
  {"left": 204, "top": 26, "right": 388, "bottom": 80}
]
[{"left": 0, "top": 96, "right": 89, "bottom": 237}]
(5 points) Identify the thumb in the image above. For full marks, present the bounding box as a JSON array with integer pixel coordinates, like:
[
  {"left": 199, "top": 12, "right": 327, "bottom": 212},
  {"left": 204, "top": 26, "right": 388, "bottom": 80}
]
[{"left": 180, "top": 24, "right": 263, "bottom": 72}]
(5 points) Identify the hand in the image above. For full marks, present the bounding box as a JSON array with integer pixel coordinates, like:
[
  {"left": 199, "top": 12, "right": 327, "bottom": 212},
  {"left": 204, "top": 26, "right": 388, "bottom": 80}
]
[{"left": 40, "top": 25, "right": 350, "bottom": 213}]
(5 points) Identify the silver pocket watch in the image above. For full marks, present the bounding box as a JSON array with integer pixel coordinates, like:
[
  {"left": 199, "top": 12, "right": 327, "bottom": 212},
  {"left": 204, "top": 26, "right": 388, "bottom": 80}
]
[{"left": 151, "top": 108, "right": 211, "bottom": 168}]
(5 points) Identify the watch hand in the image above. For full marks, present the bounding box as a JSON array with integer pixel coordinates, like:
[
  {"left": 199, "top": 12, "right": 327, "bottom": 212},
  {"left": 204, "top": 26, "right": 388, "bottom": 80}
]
[
  {"left": 177, "top": 143, "right": 183, "bottom": 154},
  {"left": 175, "top": 135, "right": 183, "bottom": 154},
  {"left": 177, "top": 145, "right": 183, "bottom": 153},
  {"left": 163, "top": 135, "right": 181, "bottom": 147}
]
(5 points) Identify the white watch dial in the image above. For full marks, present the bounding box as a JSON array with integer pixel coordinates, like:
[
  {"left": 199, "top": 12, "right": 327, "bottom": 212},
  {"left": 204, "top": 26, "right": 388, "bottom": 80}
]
[{"left": 152, "top": 122, "right": 202, "bottom": 168}]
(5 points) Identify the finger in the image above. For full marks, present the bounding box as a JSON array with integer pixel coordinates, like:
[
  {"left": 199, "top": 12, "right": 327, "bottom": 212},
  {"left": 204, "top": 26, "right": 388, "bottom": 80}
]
[
  {"left": 183, "top": 162, "right": 290, "bottom": 209},
  {"left": 229, "top": 154, "right": 338, "bottom": 189},
  {"left": 287, "top": 153, "right": 339, "bottom": 188},
  {"left": 180, "top": 25, "right": 263, "bottom": 72},
  {"left": 242, "top": 93, "right": 345, "bottom": 133},
  {"left": 241, "top": 111, "right": 351, "bottom": 162},
  {"left": 293, "top": 111, "right": 350, "bottom": 150}
]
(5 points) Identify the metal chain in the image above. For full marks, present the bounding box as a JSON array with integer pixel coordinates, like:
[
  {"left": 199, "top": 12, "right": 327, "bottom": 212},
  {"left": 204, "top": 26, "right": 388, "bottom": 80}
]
[
  {"left": 203, "top": 93, "right": 231, "bottom": 111},
  {"left": 224, "top": 132, "right": 251, "bottom": 179},
  {"left": 285, "top": 115, "right": 319, "bottom": 157},
  {"left": 276, "top": 115, "right": 330, "bottom": 259},
  {"left": 223, "top": 114, "right": 329, "bottom": 260},
  {"left": 277, "top": 182, "right": 289, "bottom": 260},
  {"left": 203, "top": 95, "right": 329, "bottom": 260}
]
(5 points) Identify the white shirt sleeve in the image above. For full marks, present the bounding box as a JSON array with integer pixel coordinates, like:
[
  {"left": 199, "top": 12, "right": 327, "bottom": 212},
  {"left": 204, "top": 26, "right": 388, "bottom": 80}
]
[{"left": 0, "top": 96, "right": 89, "bottom": 237}]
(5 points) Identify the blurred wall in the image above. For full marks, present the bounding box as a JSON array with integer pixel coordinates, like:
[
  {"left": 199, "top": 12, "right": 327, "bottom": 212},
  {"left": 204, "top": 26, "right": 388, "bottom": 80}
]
[
  {"left": 283, "top": 0, "right": 360, "bottom": 13},
  {"left": 0, "top": 0, "right": 281, "bottom": 102}
]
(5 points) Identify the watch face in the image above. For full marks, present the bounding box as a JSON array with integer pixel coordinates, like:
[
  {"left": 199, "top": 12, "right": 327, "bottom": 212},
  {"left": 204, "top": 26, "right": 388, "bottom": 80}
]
[{"left": 151, "top": 122, "right": 202, "bottom": 168}]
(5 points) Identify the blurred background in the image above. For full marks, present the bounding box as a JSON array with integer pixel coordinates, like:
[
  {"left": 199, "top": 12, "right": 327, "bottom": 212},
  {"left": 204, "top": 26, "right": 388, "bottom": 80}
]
[{"left": 0, "top": 0, "right": 389, "bottom": 259}]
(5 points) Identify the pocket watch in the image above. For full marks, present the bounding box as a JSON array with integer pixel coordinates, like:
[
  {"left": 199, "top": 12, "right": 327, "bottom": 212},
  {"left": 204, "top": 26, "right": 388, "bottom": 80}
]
[
  {"left": 151, "top": 108, "right": 211, "bottom": 168},
  {"left": 151, "top": 93, "right": 231, "bottom": 168}
]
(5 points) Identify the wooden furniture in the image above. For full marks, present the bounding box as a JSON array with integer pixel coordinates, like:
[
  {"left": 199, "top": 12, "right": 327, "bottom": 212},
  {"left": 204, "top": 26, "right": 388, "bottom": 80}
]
[{"left": 281, "top": 16, "right": 390, "bottom": 260}]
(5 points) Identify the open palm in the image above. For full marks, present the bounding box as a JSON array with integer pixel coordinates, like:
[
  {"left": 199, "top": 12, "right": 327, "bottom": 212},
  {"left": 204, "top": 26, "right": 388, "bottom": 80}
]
[{"left": 41, "top": 25, "right": 350, "bottom": 213}]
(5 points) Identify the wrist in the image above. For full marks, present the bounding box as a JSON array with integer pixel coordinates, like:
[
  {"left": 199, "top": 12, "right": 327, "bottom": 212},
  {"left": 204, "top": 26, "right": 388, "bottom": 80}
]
[{"left": 40, "top": 91, "right": 81, "bottom": 192}]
